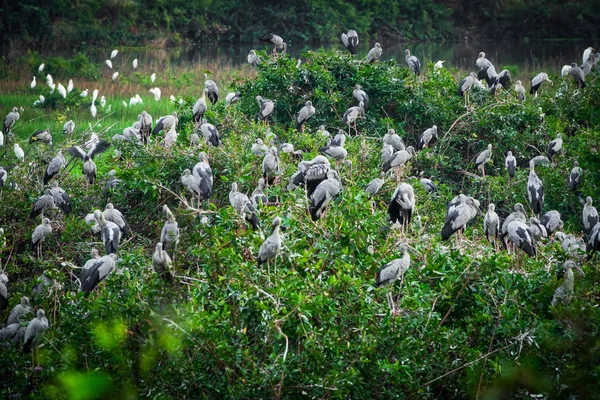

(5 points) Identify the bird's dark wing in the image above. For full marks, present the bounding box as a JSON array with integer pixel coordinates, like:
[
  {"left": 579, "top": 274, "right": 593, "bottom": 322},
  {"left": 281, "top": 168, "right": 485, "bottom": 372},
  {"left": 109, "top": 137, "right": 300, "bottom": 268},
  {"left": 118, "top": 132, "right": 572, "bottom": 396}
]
[
  {"left": 88, "top": 140, "right": 110, "bottom": 159},
  {"left": 68, "top": 146, "right": 87, "bottom": 161}
]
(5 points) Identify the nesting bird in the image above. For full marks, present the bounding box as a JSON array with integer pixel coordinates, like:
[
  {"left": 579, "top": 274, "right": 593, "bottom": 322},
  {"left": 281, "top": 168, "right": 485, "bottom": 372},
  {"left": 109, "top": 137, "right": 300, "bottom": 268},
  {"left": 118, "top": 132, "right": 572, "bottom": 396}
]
[
  {"left": 30, "top": 218, "right": 52, "bottom": 257},
  {"left": 80, "top": 253, "right": 117, "bottom": 294},
  {"left": 527, "top": 160, "right": 544, "bottom": 215},
  {"left": 29, "top": 129, "right": 53, "bottom": 147},
  {"left": 257, "top": 216, "right": 282, "bottom": 273},
  {"left": 582, "top": 197, "right": 598, "bottom": 235},
  {"left": 418, "top": 125, "right": 438, "bottom": 150},
  {"left": 341, "top": 29, "right": 359, "bottom": 54},
  {"left": 256, "top": 95, "right": 275, "bottom": 121},
  {"left": 405, "top": 49, "right": 421, "bottom": 76},
  {"left": 475, "top": 144, "right": 492, "bottom": 179},
  {"left": 192, "top": 152, "right": 214, "bottom": 200},
  {"left": 296, "top": 101, "right": 315, "bottom": 131},
  {"left": 229, "top": 182, "right": 259, "bottom": 229},
  {"left": 546, "top": 134, "right": 562, "bottom": 160},
  {"left": 375, "top": 243, "right": 411, "bottom": 314},
  {"left": 309, "top": 170, "right": 342, "bottom": 221},
  {"left": 94, "top": 210, "right": 121, "bottom": 255},
  {"left": 152, "top": 243, "right": 173, "bottom": 281},
  {"left": 42, "top": 150, "right": 65, "bottom": 185},
  {"left": 551, "top": 260, "right": 583, "bottom": 306},
  {"left": 540, "top": 210, "right": 563, "bottom": 236},
  {"left": 247, "top": 50, "right": 262, "bottom": 67},
  {"left": 366, "top": 43, "right": 382, "bottom": 63},
  {"left": 483, "top": 204, "right": 500, "bottom": 246},
  {"left": 161, "top": 205, "right": 180, "bottom": 258},
  {"left": 388, "top": 182, "right": 415, "bottom": 230},
  {"left": 569, "top": 160, "right": 582, "bottom": 192}
]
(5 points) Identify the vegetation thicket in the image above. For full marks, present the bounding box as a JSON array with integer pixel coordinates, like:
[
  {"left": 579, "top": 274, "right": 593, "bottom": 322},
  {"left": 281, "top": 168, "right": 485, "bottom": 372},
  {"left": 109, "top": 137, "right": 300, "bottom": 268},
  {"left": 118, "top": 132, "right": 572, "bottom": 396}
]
[
  {"left": 0, "top": 49, "right": 599, "bottom": 398},
  {"left": 1, "top": 0, "right": 598, "bottom": 51}
]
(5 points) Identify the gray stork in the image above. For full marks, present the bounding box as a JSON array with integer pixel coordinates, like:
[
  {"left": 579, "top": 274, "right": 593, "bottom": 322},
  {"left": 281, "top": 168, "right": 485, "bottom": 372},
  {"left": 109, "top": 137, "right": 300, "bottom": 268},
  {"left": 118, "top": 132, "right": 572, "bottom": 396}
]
[
  {"left": 257, "top": 216, "right": 282, "bottom": 273},
  {"left": 43, "top": 150, "right": 65, "bottom": 185},
  {"left": 0, "top": 167, "right": 7, "bottom": 196},
  {"left": 383, "top": 129, "right": 405, "bottom": 151},
  {"left": 507, "top": 220, "right": 536, "bottom": 257},
  {"left": 475, "top": 144, "right": 493, "bottom": 179},
  {"left": 296, "top": 101, "right": 315, "bottom": 131},
  {"left": 587, "top": 223, "right": 600, "bottom": 259},
  {"left": 380, "top": 144, "right": 394, "bottom": 165},
  {"left": 341, "top": 29, "right": 359, "bottom": 54},
  {"left": 418, "top": 125, "right": 438, "bottom": 150},
  {"left": 484, "top": 203, "right": 500, "bottom": 246},
  {"left": 582, "top": 197, "right": 599, "bottom": 235},
  {"left": 480, "top": 64, "right": 498, "bottom": 86},
  {"left": 82, "top": 249, "right": 101, "bottom": 274},
  {"left": 152, "top": 112, "right": 178, "bottom": 136},
  {"left": 530, "top": 155, "right": 551, "bottom": 167},
  {"left": 540, "top": 210, "right": 563, "bottom": 236},
  {"left": 569, "top": 63, "right": 586, "bottom": 88},
  {"left": 259, "top": 33, "right": 286, "bottom": 55},
  {"left": 181, "top": 169, "right": 202, "bottom": 204},
  {"left": 490, "top": 69, "right": 511, "bottom": 95},
  {"left": 514, "top": 80, "right": 526, "bottom": 101},
  {"left": 528, "top": 217, "right": 548, "bottom": 242},
  {"left": 505, "top": 151, "right": 517, "bottom": 180},
  {"left": 551, "top": 260, "right": 584, "bottom": 306},
  {"left": 225, "top": 92, "right": 241, "bottom": 106},
  {"left": 0, "top": 269, "right": 7, "bottom": 311},
  {"left": 3, "top": 107, "right": 19, "bottom": 135},
  {"left": 555, "top": 232, "right": 585, "bottom": 254},
  {"left": 252, "top": 138, "right": 268, "bottom": 156},
  {"left": 569, "top": 161, "right": 582, "bottom": 192},
  {"left": 317, "top": 125, "right": 330, "bottom": 138},
  {"left": 375, "top": 243, "right": 410, "bottom": 314},
  {"left": 500, "top": 203, "right": 527, "bottom": 246},
  {"left": 256, "top": 95, "right": 275, "bottom": 121},
  {"left": 441, "top": 197, "right": 479, "bottom": 242},
  {"left": 103, "top": 170, "right": 120, "bottom": 198},
  {"left": 94, "top": 210, "right": 121, "bottom": 254},
  {"left": 382, "top": 147, "right": 415, "bottom": 180},
  {"left": 161, "top": 205, "right": 180, "bottom": 258},
  {"left": 353, "top": 85, "right": 369, "bottom": 110},
  {"left": 457, "top": 72, "right": 477, "bottom": 103},
  {"left": 50, "top": 181, "right": 72, "bottom": 214},
  {"left": 0, "top": 323, "right": 26, "bottom": 346},
  {"left": 388, "top": 182, "right": 415, "bottom": 230},
  {"left": 530, "top": 73, "right": 553, "bottom": 97},
  {"left": 319, "top": 137, "right": 348, "bottom": 168},
  {"left": 204, "top": 73, "right": 219, "bottom": 104},
  {"left": 405, "top": 49, "right": 421, "bottom": 76},
  {"left": 192, "top": 89, "right": 208, "bottom": 123},
  {"left": 229, "top": 182, "right": 259, "bottom": 229},
  {"left": 29, "top": 190, "right": 55, "bottom": 219},
  {"left": 365, "top": 172, "right": 385, "bottom": 199},
  {"left": 29, "top": 129, "right": 53, "bottom": 147},
  {"left": 419, "top": 175, "right": 437, "bottom": 195},
  {"left": 103, "top": 203, "right": 132, "bottom": 237},
  {"left": 80, "top": 254, "right": 116, "bottom": 294},
  {"left": 290, "top": 155, "right": 331, "bottom": 197},
  {"left": 7, "top": 296, "right": 32, "bottom": 325},
  {"left": 546, "top": 133, "right": 562, "bottom": 160},
  {"left": 247, "top": 50, "right": 262, "bottom": 67},
  {"left": 278, "top": 142, "right": 303, "bottom": 158},
  {"left": 251, "top": 178, "right": 268, "bottom": 208},
  {"left": 262, "top": 147, "right": 280, "bottom": 185},
  {"left": 23, "top": 309, "right": 49, "bottom": 368},
  {"left": 192, "top": 152, "right": 213, "bottom": 200},
  {"left": 139, "top": 111, "right": 153, "bottom": 144},
  {"left": 152, "top": 243, "right": 173, "bottom": 281},
  {"left": 68, "top": 140, "right": 110, "bottom": 185},
  {"left": 309, "top": 170, "right": 342, "bottom": 221},
  {"left": 476, "top": 52, "right": 492, "bottom": 71},
  {"left": 341, "top": 101, "right": 364, "bottom": 135},
  {"left": 527, "top": 160, "right": 544, "bottom": 215},
  {"left": 366, "top": 43, "right": 382, "bottom": 63},
  {"left": 199, "top": 119, "right": 221, "bottom": 147}
]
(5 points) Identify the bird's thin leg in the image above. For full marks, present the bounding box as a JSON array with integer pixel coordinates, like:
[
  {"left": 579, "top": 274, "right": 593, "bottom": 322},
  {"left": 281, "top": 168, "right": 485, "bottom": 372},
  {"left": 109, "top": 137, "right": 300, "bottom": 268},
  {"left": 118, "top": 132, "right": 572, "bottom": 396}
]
[{"left": 482, "top": 165, "right": 486, "bottom": 180}]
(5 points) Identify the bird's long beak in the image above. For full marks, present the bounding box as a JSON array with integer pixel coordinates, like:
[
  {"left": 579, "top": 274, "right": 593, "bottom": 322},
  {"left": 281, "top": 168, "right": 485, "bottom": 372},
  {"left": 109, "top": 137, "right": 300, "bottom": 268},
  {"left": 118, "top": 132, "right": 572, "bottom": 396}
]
[
  {"left": 575, "top": 266, "right": 585, "bottom": 276},
  {"left": 406, "top": 244, "right": 423, "bottom": 258},
  {"left": 548, "top": 80, "right": 554, "bottom": 86}
]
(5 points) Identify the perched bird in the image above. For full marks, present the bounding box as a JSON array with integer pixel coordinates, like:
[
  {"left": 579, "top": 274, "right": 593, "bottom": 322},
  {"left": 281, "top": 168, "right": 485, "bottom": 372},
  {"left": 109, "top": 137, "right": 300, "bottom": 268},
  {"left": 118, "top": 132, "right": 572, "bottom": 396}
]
[
  {"left": 0, "top": 269, "right": 8, "bottom": 311},
  {"left": 181, "top": 169, "right": 202, "bottom": 202},
  {"left": 530, "top": 155, "right": 550, "bottom": 167},
  {"left": 152, "top": 112, "right": 178, "bottom": 136},
  {"left": 527, "top": 160, "right": 544, "bottom": 215},
  {"left": 0, "top": 167, "right": 7, "bottom": 191},
  {"left": 441, "top": 197, "right": 479, "bottom": 242},
  {"left": 475, "top": 144, "right": 493, "bottom": 179},
  {"left": 23, "top": 309, "right": 49, "bottom": 368},
  {"left": 82, "top": 249, "right": 101, "bottom": 274},
  {"left": 528, "top": 217, "right": 547, "bottom": 242},
  {"left": 43, "top": 150, "right": 65, "bottom": 185},
  {"left": 295, "top": 101, "right": 315, "bottom": 131},
  {"left": 501, "top": 203, "right": 527, "bottom": 245},
  {"left": 546, "top": 134, "right": 562, "bottom": 160},
  {"left": 13, "top": 144, "right": 24, "bottom": 162},
  {"left": 582, "top": 197, "right": 599, "bottom": 235},
  {"left": 63, "top": 120, "right": 75, "bottom": 138},
  {"left": 484, "top": 204, "right": 500, "bottom": 245},
  {"left": 257, "top": 216, "right": 282, "bottom": 272},
  {"left": 514, "top": 80, "right": 526, "bottom": 101},
  {"left": 434, "top": 60, "right": 445, "bottom": 72},
  {"left": 319, "top": 142, "right": 348, "bottom": 167},
  {"left": 30, "top": 76, "right": 36, "bottom": 89},
  {"left": 247, "top": 50, "right": 262, "bottom": 67},
  {"left": 507, "top": 220, "right": 536, "bottom": 257},
  {"left": 309, "top": 170, "right": 342, "bottom": 221},
  {"left": 476, "top": 52, "right": 492, "bottom": 71},
  {"left": 569, "top": 161, "right": 582, "bottom": 192},
  {"left": 225, "top": 92, "right": 241, "bottom": 105},
  {"left": 552, "top": 260, "right": 584, "bottom": 306},
  {"left": 204, "top": 73, "right": 219, "bottom": 104},
  {"left": 80, "top": 254, "right": 117, "bottom": 294},
  {"left": 352, "top": 85, "right": 369, "bottom": 110},
  {"left": 30, "top": 218, "right": 52, "bottom": 257},
  {"left": 365, "top": 172, "right": 385, "bottom": 199},
  {"left": 505, "top": 151, "right": 517, "bottom": 179},
  {"left": 375, "top": 243, "right": 410, "bottom": 313},
  {"left": 7, "top": 296, "right": 32, "bottom": 325},
  {"left": 262, "top": 147, "right": 280, "bottom": 184},
  {"left": 388, "top": 182, "right": 415, "bottom": 229},
  {"left": 583, "top": 47, "right": 594, "bottom": 64},
  {"left": 192, "top": 152, "right": 213, "bottom": 200},
  {"left": 587, "top": 223, "right": 600, "bottom": 258},
  {"left": 3, "top": 107, "right": 20, "bottom": 135},
  {"left": 569, "top": 63, "right": 586, "bottom": 88},
  {"left": 163, "top": 125, "right": 178, "bottom": 149},
  {"left": 419, "top": 176, "right": 437, "bottom": 195},
  {"left": 259, "top": 33, "right": 286, "bottom": 55},
  {"left": 530, "top": 73, "right": 553, "bottom": 97},
  {"left": 405, "top": 49, "right": 421, "bottom": 76},
  {"left": 105, "top": 59, "right": 112, "bottom": 69},
  {"left": 49, "top": 181, "right": 71, "bottom": 214},
  {"left": 457, "top": 72, "right": 477, "bottom": 98},
  {"left": 561, "top": 65, "right": 572, "bottom": 77},
  {"left": 161, "top": 205, "right": 180, "bottom": 257},
  {"left": 68, "top": 140, "right": 110, "bottom": 185},
  {"left": 256, "top": 95, "right": 275, "bottom": 121},
  {"left": 30, "top": 189, "right": 55, "bottom": 219},
  {"left": 199, "top": 119, "right": 221, "bottom": 147},
  {"left": 489, "top": 69, "right": 511, "bottom": 95},
  {"left": 229, "top": 182, "right": 259, "bottom": 229},
  {"left": 366, "top": 43, "right": 382, "bottom": 63},
  {"left": 383, "top": 129, "right": 405, "bottom": 151},
  {"left": 418, "top": 125, "right": 437, "bottom": 150},
  {"left": 540, "top": 210, "right": 563, "bottom": 236},
  {"left": 251, "top": 178, "right": 268, "bottom": 208},
  {"left": 139, "top": 111, "right": 153, "bottom": 144},
  {"left": 341, "top": 29, "right": 359, "bottom": 54},
  {"left": 341, "top": 101, "right": 364, "bottom": 134},
  {"left": 382, "top": 147, "right": 415, "bottom": 176},
  {"left": 133, "top": 58, "right": 138, "bottom": 69},
  {"left": 103, "top": 203, "right": 132, "bottom": 237},
  {"left": 152, "top": 243, "right": 173, "bottom": 281},
  {"left": 94, "top": 210, "right": 121, "bottom": 255},
  {"left": 290, "top": 155, "right": 331, "bottom": 197},
  {"left": 252, "top": 138, "right": 268, "bottom": 156}
]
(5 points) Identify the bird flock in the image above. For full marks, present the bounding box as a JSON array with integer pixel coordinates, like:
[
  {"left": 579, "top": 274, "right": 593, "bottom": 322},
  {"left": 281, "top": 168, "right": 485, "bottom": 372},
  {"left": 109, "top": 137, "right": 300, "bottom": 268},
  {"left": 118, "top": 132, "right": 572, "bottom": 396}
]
[{"left": 0, "top": 36, "right": 599, "bottom": 369}]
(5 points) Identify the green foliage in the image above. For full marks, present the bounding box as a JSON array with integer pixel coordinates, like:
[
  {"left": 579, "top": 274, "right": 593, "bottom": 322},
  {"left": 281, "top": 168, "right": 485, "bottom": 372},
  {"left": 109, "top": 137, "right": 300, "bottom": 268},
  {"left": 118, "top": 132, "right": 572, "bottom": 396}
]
[{"left": 1, "top": 50, "right": 600, "bottom": 399}]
